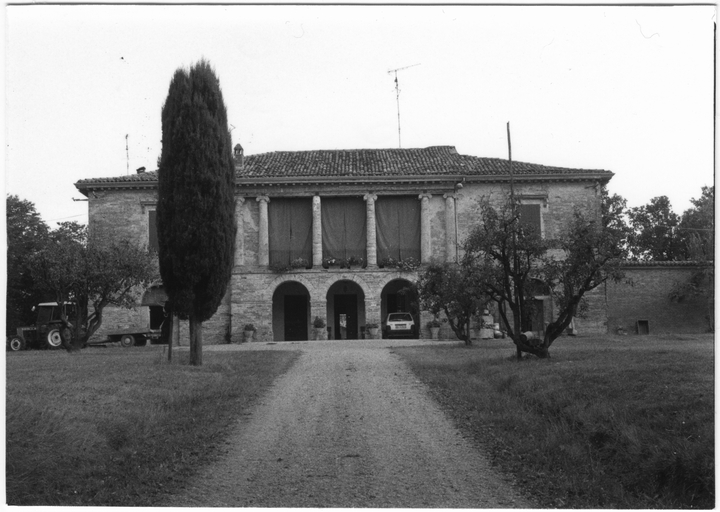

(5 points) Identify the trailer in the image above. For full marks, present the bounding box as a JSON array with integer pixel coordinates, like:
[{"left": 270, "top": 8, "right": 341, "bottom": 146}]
[
  {"left": 95, "top": 284, "right": 169, "bottom": 348},
  {"left": 100, "top": 328, "right": 162, "bottom": 348}
]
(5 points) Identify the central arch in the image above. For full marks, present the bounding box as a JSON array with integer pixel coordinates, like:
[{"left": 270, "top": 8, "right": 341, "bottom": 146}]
[
  {"left": 272, "top": 281, "right": 311, "bottom": 341},
  {"left": 326, "top": 280, "right": 366, "bottom": 340},
  {"left": 381, "top": 278, "right": 418, "bottom": 338}
]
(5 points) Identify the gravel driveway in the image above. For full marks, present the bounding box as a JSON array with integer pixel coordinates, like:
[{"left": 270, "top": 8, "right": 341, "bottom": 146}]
[{"left": 164, "top": 340, "right": 531, "bottom": 508}]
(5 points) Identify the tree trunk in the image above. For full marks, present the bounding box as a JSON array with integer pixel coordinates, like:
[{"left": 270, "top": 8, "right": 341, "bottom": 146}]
[
  {"left": 165, "top": 313, "right": 174, "bottom": 363},
  {"left": 189, "top": 315, "right": 202, "bottom": 366},
  {"left": 513, "top": 312, "right": 522, "bottom": 360}
]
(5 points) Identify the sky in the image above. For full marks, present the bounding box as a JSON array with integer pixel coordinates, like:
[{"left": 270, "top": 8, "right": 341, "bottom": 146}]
[{"left": 5, "top": 4, "right": 716, "bottom": 228}]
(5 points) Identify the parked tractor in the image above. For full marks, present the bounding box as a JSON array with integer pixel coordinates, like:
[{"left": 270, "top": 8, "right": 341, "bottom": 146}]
[
  {"left": 8, "top": 286, "right": 170, "bottom": 351},
  {"left": 7, "top": 302, "right": 76, "bottom": 351}
]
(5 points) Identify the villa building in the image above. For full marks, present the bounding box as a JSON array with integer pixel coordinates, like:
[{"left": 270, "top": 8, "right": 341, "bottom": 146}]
[{"left": 75, "top": 144, "right": 614, "bottom": 343}]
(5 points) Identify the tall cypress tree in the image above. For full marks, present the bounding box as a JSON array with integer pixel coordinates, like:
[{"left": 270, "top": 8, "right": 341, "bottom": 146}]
[{"left": 157, "top": 60, "right": 236, "bottom": 366}]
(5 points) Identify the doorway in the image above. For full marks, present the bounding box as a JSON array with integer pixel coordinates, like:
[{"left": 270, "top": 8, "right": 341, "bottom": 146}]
[
  {"left": 272, "top": 281, "right": 311, "bottom": 341},
  {"left": 334, "top": 294, "right": 358, "bottom": 339},
  {"left": 326, "top": 280, "right": 365, "bottom": 340},
  {"left": 285, "top": 295, "right": 308, "bottom": 341}
]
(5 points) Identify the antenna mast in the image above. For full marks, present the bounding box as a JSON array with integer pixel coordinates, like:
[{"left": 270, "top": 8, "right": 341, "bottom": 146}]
[
  {"left": 125, "top": 134, "right": 129, "bottom": 175},
  {"left": 388, "top": 63, "right": 420, "bottom": 148}
]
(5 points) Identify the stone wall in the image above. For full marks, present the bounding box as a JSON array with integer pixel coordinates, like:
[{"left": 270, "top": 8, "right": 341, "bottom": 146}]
[
  {"left": 230, "top": 268, "right": 431, "bottom": 342},
  {"left": 606, "top": 263, "right": 712, "bottom": 335}
]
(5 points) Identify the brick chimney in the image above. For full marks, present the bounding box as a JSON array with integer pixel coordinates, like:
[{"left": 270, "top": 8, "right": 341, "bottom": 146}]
[
  {"left": 234, "top": 143, "right": 244, "bottom": 167},
  {"left": 136, "top": 166, "right": 146, "bottom": 174}
]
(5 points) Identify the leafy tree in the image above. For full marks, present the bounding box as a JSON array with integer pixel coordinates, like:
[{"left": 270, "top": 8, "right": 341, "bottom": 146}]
[
  {"left": 463, "top": 198, "right": 549, "bottom": 357},
  {"left": 6, "top": 195, "right": 50, "bottom": 334},
  {"left": 157, "top": 60, "right": 236, "bottom": 366},
  {"left": 678, "top": 186, "right": 714, "bottom": 260},
  {"left": 462, "top": 189, "right": 628, "bottom": 359},
  {"left": 416, "top": 262, "right": 486, "bottom": 345},
  {"left": 671, "top": 186, "right": 714, "bottom": 331},
  {"left": 627, "top": 196, "right": 683, "bottom": 261},
  {"left": 30, "top": 224, "right": 157, "bottom": 352}
]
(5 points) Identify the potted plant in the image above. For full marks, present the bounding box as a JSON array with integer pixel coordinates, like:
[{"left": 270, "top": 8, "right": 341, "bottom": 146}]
[
  {"left": 290, "top": 257, "right": 310, "bottom": 270},
  {"left": 243, "top": 323, "right": 256, "bottom": 342},
  {"left": 366, "top": 322, "right": 379, "bottom": 339},
  {"left": 427, "top": 319, "right": 441, "bottom": 340},
  {"left": 312, "top": 316, "right": 327, "bottom": 340}
]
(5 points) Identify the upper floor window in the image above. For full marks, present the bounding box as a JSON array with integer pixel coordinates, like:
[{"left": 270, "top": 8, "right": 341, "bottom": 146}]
[
  {"left": 148, "top": 209, "right": 159, "bottom": 252},
  {"left": 518, "top": 203, "right": 541, "bottom": 234}
]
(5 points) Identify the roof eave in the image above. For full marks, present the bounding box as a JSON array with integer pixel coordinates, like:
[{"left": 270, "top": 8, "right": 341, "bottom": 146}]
[{"left": 74, "top": 170, "right": 613, "bottom": 193}]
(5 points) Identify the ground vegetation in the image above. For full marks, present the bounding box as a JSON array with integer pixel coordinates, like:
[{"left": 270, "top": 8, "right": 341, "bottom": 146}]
[
  {"left": 6, "top": 348, "right": 299, "bottom": 505},
  {"left": 397, "top": 334, "right": 714, "bottom": 509}
]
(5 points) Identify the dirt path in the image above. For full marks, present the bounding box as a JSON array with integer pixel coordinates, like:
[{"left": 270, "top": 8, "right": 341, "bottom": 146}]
[{"left": 164, "top": 341, "right": 532, "bottom": 508}]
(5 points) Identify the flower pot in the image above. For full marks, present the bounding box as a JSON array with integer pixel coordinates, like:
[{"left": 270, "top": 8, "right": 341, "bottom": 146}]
[
  {"left": 429, "top": 326, "right": 440, "bottom": 340},
  {"left": 244, "top": 330, "right": 255, "bottom": 342},
  {"left": 367, "top": 327, "right": 379, "bottom": 339}
]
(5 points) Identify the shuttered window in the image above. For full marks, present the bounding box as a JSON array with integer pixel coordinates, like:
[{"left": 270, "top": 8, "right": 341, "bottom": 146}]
[
  {"left": 518, "top": 204, "right": 541, "bottom": 236},
  {"left": 148, "top": 210, "right": 159, "bottom": 252}
]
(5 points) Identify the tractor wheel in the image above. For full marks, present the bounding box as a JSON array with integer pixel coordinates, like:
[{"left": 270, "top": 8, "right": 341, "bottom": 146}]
[
  {"left": 46, "top": 329, "right": 62, "bottom": 349},
  {"left": 120, "top": 334, "right": 135, "bottom": 348},
  {"left": 7, "top": 336, "right": 25, "bottom": 352}
]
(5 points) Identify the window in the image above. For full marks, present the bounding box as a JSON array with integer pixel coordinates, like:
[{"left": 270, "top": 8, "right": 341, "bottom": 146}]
[
  {"left": 375, "top": 196, "right": 421, "bottom": 263},
  {"left": 518, "top": 203, "right": 542, "bottom": 237},
  {"left": 148, "top": 210, "right": 159, "bottom": 252},
  {"left": 268, "top": 198, "right": 313, "bottom": 266}
]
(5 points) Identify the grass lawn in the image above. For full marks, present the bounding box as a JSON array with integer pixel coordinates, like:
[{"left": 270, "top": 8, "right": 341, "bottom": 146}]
[
  {"left": 395, "top": 333, "right": 714, "bottom": 509},
  {"left": 6, "top": 346, "right": 300, "bottom": 506}
]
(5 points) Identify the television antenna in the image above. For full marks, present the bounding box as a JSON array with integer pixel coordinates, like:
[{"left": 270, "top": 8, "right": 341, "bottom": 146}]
[{"left": 388, "top": 63, "right": 420, "bottom": 148}]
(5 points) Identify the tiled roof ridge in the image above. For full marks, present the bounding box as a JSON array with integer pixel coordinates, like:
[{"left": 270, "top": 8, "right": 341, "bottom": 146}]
[{"left": 75, "top": 145, "right": 612, "bottom": 186}]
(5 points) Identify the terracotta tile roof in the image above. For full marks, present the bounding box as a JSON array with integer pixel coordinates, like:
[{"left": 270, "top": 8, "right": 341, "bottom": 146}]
[
  {"left": 238, "top": 146, "right": 611, "bottom": 178},
  {"left": 74, "top": 146, "right": 612, "bottom": 190}
]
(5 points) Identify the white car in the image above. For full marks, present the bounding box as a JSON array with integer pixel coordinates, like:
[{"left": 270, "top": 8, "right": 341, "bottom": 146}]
[{"left": 384, "top": 312, "right": 416, "bottom": 339}]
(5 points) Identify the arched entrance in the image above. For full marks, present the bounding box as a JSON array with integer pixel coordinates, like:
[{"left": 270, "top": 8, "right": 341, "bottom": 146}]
[
  {"left": 140, "top": 284, "right": 168, "bottom": 331},
  {"left": 381, "top": 279, "right": 418, "bottom": 337},
  {"left": 326, "top": 280, "right": 366, "bottom": 340},
  {"left": 272, "top": 281, "right": 311, "bottom": 341}
]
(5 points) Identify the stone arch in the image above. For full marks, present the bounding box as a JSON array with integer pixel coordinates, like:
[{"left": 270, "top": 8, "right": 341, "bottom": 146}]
[
  {"left": 325, "top": 278, "right": 367, "bottom": 340},
  {"left": 264, "top": 273, "right": 318, "bottom": 302},
  {"left": 272, "top": 280, "right": 311, "bottom": 342},
  {"left": 380, "top": 277, "right": 419, "bottom": 338},
  {"left": 375, "top": 271, "right": 419, "bottom": 293},
  {"left": 316, "top": 272, "right": 373, "bottom": 300}
]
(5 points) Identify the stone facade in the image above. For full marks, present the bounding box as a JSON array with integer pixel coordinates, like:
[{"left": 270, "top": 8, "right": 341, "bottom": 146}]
[{"left": 76, "top": 145, "right": 616, "bottom": 343}]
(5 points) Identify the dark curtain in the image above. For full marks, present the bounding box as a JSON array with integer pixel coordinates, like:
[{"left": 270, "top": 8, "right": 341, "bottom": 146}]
[
  {"left": 376, "top": 196, "right": 421, "bottom": 262},
  {"left": 269, "top": 198, "right": 312, "bottom": 266},
  {"left": 321, "top": 198, "right": 366, "bottom": 261}
]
